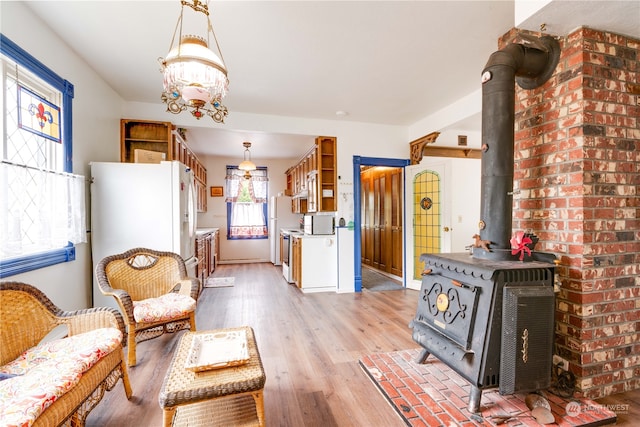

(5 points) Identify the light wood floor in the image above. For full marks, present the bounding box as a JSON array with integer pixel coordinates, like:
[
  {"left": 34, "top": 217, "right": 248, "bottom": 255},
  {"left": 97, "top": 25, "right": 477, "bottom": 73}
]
[{"left": 87, "top": 262, "right": 639, "bottom": 426}]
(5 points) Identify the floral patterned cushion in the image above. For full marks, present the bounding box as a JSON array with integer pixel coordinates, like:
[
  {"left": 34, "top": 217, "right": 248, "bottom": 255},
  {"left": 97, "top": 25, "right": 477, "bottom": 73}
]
[
  {"left": 132, "top": 293, "right": 196, "bottom": 323},
  {"left": 0, "top": 328, "right": 122, "bottom": 427}
]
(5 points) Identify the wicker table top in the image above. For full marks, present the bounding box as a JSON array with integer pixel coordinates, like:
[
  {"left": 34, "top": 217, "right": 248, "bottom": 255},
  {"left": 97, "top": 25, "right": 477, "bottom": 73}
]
[{"left": 159, "top": 326, "right": 266, "bottom": 409}]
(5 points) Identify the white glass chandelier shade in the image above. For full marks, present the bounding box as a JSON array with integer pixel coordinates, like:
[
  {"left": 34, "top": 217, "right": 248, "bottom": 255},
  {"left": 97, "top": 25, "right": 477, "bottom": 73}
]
[
  {"left": 238, "top": 159, "right": 256, "bottom": 171},
  {"left": 160, "top": 1, "right": 229, "bottom": 123},
  {"left": 238, "top": 142, "right": 256, "bottom": 171},
  {"left": 163, "top": 36, "right": 228, "bottom": 102}
]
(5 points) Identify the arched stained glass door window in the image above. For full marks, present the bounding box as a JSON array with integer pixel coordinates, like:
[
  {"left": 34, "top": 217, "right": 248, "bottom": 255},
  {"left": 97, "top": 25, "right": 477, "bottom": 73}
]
[{"left": 412, "top": 170, "right": 441, "bottom": 280}]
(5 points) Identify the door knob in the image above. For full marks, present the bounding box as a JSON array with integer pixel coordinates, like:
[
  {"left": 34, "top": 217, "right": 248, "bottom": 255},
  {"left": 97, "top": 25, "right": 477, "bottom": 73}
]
[{"left": 443, "top": 227, "right": 451, "bottom": 232}]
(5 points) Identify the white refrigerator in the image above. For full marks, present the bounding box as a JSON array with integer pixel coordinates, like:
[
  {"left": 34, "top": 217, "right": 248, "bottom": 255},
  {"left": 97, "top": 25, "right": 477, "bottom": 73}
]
[
  {"left": 90, "top": 161, "right": 197, "bottom": 309},
  {"left": 269, "top": 195, "right": 300, "bottom": 265}
]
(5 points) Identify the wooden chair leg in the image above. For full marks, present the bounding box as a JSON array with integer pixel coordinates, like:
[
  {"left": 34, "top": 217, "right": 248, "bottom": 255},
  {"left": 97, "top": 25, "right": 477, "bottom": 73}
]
[
  {"left": 189, "top": 312, "right": 196, "bottom": 331},
  {"left": 163, "top": 407, "right": 176, "bottom": 427},
  {"left": 120, "top": 356, "right": 133, "bottom": 399},
  {"left": 252, "top": 390, "right": 265, "bottom": 426},
  {"left": 127, "top": 328, "right": 137, "bottom": 366}
]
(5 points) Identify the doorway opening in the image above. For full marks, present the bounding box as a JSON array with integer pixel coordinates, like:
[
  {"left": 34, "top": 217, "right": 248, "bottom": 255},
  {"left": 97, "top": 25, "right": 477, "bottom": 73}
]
[
  {"left": 353, "top": 156, "right": 410, "bottom": 292},
  {"left": 360, "top": 165, "right": 404, "bottom": 290}
]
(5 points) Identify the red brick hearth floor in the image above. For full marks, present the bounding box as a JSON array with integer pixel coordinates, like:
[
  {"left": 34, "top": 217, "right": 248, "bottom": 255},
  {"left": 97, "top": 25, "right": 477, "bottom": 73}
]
[{"left": 359, "top": 349, "right": 617, "bottom": 427}]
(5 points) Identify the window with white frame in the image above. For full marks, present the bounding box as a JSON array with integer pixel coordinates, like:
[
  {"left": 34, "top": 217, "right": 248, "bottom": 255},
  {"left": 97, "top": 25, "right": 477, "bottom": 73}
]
[
  {"left": 225, "top": 166, "right": 268, "bottom": 239},
  {"left": 0, "top": 34, "right": 84, "bottom": 278}
]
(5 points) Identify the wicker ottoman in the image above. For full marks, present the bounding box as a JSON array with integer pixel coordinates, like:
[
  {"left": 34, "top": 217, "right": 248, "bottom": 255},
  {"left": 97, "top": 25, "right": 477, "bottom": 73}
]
[{"left": 159, "top": 326, "right": 266, "bottom": 427}]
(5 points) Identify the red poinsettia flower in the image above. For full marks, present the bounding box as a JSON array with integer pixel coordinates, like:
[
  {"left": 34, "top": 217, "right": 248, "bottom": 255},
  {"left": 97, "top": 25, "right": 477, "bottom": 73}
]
[{"left": 510, "top": 231, "right": 533, "bottom": 261}]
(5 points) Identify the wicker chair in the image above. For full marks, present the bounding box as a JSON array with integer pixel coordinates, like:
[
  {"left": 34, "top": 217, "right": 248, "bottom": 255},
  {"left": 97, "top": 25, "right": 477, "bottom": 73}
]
[
  {"left": 95, "top": 247, "right": 201, "bottom": 367},
  {"left": 0, "top": 281, "right": 133, "bottom": 426}
]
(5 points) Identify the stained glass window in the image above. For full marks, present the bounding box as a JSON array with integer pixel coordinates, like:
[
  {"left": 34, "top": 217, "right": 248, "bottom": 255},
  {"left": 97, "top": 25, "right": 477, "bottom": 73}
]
[
  {"left": 18, "top": 84, "right": 61, "bottom": 143},
  {"left": 1, "top": 34, "right": 81, "bottom": 277},
  {"left": 413, "top": 170, "right": 441, "bottom": 280}
]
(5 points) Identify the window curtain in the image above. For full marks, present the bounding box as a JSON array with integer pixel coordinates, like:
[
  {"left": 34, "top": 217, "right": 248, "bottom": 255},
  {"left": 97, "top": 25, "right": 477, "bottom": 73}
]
[
  {"left": 225, "top": 167, "right": 268, "bottom": 238},
  {"left": 1, "top": 161, "right": 86, "bottom": 258}
]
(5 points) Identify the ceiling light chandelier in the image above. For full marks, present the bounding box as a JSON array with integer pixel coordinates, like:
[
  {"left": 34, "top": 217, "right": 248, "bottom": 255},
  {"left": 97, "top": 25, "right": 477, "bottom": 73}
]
[
  {"left": 238, "top": 141, "right": 256, "bottom": 178},
  {"left": 159, "top": 0, "right": 229, "bottom": 123}
]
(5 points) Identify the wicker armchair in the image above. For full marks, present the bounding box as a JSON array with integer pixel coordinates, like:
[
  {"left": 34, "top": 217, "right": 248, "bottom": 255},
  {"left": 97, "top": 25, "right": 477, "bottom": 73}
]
[
  {"left": 95, "top": 247, "right": 201, "bottom": 367},
  {"left": 0, "top": 281, "right": 132, "bottom": 426}
]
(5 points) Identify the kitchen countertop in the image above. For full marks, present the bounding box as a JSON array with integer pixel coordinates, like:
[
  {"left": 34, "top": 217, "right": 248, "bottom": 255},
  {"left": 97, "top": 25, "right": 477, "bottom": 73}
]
[
  {"left": 298, "top": 234, "right": 336, "bottom": 239},
  {"left": 282, "top": 229, "right": 335, "bottom": 238},
  {"left": 195, "top": 227, "right": 219, "bottom": 236},
  {"left": 280, "top": 228, "right": 303, "bottom": 234}
]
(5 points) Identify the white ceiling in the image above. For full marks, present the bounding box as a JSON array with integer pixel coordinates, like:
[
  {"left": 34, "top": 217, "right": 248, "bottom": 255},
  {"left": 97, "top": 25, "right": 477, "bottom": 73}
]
[{"left": 21, "top": 1, "right": 640, "bottom": 160}]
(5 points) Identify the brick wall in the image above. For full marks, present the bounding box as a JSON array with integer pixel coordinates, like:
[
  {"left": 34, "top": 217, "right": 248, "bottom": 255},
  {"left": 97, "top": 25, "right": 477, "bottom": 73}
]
[{"left": 505, "top": 27, "right": 639, "bottom": 399}]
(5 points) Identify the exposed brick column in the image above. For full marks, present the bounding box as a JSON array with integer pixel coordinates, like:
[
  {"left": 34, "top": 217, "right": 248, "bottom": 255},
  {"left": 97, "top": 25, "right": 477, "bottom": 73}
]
[{"left": 504, "top": 27, "right": 639, "bottom": 399}]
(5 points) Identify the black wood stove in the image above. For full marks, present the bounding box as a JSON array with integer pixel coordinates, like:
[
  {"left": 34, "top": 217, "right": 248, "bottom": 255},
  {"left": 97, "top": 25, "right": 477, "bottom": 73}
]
[
  {"left": 410, "top": 34, "right": 561, "bottom": 413},
  {"left": 409, "top": 253, "right": 555, "bottom": 413}
]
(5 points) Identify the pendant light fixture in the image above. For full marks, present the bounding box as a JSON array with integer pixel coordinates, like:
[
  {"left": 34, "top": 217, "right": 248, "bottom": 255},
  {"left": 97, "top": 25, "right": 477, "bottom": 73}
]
[
  {"left": 159, "top": 0, "right": 229, "bottom": 123},
  {"left": 238, "top": 142, "right": 257, "bottom": 175},
  {"left": 238, "top": 142, "right": 256, "bottom": 171}
]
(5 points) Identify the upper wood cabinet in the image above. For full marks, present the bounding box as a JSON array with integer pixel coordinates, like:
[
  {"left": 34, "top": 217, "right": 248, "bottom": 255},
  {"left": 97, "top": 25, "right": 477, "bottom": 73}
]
[
  {"left": 120, "top": 119, "right": 173, "bottom": 163},
  {"left": 316, "top": 136, "right": 337, "bottom": 212},
  {"left": 120, "top": 119, "right": 208, "bottom": 212},
  {"left": 286, "top": 136, "right": 337, "bottom": 213}
]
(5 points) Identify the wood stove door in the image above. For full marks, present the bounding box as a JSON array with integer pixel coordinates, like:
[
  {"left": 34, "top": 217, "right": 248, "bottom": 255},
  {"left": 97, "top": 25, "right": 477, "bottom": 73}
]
[{"left": 414, "top": 274, "right": 480, "bottom": 351}]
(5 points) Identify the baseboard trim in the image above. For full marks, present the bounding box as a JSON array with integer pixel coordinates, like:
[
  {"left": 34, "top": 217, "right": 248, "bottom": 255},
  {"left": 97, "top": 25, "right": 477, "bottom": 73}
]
[{"left": 218, "top": 259, "right": 270, "bottom": 265}]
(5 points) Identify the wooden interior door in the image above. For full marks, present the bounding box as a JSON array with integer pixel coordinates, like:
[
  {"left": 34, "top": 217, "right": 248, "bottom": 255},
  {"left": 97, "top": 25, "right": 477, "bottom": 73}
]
[
  {"left": 361, "top": 169, "right": 373, "bottom": 266},
  {"left": 360, "top": 166, "right": 403, "bottom": 277},
  {"left": 389, "top": 168, "right": 403, "bottom": 277},
  {"left": 373, "top": 172, "right": 385, "bottom": 270}
]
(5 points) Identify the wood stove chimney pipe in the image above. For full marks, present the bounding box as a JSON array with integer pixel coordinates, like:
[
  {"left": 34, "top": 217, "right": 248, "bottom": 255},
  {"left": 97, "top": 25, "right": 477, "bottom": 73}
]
[{"left": 474, "top": 35, "right": 560, "bottom": 261}]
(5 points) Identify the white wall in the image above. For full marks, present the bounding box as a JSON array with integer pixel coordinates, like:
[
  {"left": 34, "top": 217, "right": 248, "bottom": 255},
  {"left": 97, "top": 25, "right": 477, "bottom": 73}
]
[
  {"left": 514, "top": 0, "right": 552, "bottom": 27},
  {"left": 408, "top": 89, "right": 482, "bottom": 146},
  {"left": 1, "top": 2, "right": 124, "bottom": 310}
]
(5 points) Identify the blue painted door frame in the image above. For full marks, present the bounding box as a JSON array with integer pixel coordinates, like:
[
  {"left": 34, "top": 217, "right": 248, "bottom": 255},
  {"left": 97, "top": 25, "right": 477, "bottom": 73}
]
[{"left": 352, "top": 156, "right": 410, "bottom": 292}]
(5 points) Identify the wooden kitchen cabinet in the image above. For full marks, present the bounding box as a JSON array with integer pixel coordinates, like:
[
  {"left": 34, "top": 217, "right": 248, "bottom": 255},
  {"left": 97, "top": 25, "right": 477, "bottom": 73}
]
[
  {"left": 211, "top": 228, "right": 219, "bottom": 275},
  {"left": 195, "top": 235, "right": 206, "bottom": 284},
  {"left": 291, "top": 235, "right": 302, "bottom": 286},
  {"left": 307, "top": 170, "right": 318, "bottom": 212},
  {"left": 285, "top": 170, "right": 293, "bottom": 196},
  {"left": 316, "top": 136, "right": 337, "bottom": 212},
  {"left": 195, "top": 228, "right": 219, "bottom": 284},
  {"left": 286, "top": 136, "right": 337, "bottom": 214},
  {"left": 120, "top": 119, "right": 173, "bottom": 163},
  {"left": 120, "top": 119, "right": 208, "bottom": 212}
]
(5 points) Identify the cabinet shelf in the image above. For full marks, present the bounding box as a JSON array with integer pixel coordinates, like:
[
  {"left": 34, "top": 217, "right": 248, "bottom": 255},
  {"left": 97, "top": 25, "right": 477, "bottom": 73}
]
[{"left": 121, "top": 118, "right": 208, "bottom": 212}]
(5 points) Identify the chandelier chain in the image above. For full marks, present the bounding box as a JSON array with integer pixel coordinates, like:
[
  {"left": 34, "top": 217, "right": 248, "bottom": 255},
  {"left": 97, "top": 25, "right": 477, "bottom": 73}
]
[{"left": 182, "top": 0, "right": 209, "bottom": 15}]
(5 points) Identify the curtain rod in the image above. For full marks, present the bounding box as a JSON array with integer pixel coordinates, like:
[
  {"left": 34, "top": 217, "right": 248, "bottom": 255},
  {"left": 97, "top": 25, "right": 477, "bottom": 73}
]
[{"left": 1, "top": 160, "right": 84, "bottom": 179}]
